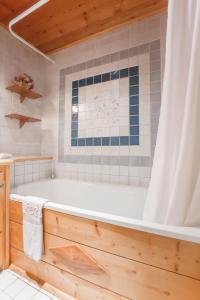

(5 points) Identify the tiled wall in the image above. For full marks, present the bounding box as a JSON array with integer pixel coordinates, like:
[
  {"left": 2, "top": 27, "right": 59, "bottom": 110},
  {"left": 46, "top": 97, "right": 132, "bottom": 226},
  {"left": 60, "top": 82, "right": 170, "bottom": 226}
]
[
  {"left": 10, "top": 160, "right": 53, "bottom": 187},
  {"left": 0, "top": 27, "right": 46, "bottom": 156},
  {"left": 60, "top": 40, "right": 158, "bottom": 161},
  {"left": 41, "top": 13, "right": 167, "bottom": 186}
]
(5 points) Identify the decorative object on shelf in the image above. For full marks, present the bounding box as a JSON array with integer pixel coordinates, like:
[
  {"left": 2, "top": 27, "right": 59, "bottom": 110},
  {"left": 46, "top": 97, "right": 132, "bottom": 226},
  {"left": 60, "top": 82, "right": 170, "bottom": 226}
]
[
  {"left": 6, "top": 74, "right": 42, "bottom": 103},
  {"left": 14, "top": 73, "right": 34, "bottom": 90},
  {"left": 5, "top": 113, "right": 41, "bottom": 128}
]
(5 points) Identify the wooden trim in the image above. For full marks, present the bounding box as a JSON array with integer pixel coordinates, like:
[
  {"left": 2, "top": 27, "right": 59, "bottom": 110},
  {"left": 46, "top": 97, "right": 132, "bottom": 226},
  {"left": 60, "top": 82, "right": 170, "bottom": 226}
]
[
  {"left": 0, "top": 156, "right": 53, "bottom": 165},
  {"left": 14, "top": 156, "right": 53, "bottom": 162},
  {"left": 46, "top": 5, "right": 167, "bottom": 55}
]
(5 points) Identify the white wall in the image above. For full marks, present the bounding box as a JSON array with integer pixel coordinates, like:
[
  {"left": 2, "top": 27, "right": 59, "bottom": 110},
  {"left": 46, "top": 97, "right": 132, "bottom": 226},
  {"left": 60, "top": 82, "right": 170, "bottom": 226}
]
[
  {"left": 0, "top": 27, "right": 47, "bottom": 156},
  {"left": 41, "top": 13, "right": 167, "bottom": 186}
]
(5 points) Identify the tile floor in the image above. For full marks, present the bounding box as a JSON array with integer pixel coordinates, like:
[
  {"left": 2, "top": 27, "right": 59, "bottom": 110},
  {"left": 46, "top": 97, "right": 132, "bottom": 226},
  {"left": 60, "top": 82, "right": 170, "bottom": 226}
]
[{"left": 0, "top": 269, "right": 59, "bottom": 300}]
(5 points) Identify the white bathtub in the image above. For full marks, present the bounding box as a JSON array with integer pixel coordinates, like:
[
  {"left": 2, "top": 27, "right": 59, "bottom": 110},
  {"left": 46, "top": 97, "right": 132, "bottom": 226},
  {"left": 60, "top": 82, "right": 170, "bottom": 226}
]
[{"left": 10, "top": 178, "right": 200, "bottom": 244}]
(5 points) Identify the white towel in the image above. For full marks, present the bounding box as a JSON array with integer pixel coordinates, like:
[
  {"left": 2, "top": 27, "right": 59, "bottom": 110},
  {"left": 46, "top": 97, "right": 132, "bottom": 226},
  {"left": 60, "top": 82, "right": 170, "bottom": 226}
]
[
  {"left": 22, "top": 196, "right": 48, "bottom": 262},
  {"left": 0, "top": 153, "right": 12, "bottom": 159}
]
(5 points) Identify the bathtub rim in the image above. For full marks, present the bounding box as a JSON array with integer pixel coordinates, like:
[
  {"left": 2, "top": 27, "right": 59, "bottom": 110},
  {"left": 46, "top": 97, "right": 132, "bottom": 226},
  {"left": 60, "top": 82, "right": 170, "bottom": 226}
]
[{"left": 9, "top": 193, "right": 200, "bottom": 244}]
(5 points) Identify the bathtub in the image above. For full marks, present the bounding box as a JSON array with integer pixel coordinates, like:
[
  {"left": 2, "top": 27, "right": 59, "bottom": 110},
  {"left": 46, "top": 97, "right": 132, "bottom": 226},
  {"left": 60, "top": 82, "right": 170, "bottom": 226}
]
[
  {"left": 9, "top": 178, "right": 200, "bottom": 300},
  {"left": 10, "top": 178, "right": 200, "bottom": 244}
]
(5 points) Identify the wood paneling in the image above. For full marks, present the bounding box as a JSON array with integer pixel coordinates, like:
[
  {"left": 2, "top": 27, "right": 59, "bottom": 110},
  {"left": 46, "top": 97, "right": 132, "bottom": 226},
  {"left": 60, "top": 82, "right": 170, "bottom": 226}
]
[
  {"left": 0, "top": 0, "right": 168, "bottom": 53},
  {"left": 10, "top": 223, "right": 200, "bottom": 300},
  {"left": 10, "top": 201, "right": 200, "bottom": 281},
  {"left": 0, "top": 0, "right": 38, "bottom": 24},
  {"left": 11, "top": 248, "right": 128, "bottom": 300},
  {"left": 10, "top": 221, "right": 200, "bottom": 300}
]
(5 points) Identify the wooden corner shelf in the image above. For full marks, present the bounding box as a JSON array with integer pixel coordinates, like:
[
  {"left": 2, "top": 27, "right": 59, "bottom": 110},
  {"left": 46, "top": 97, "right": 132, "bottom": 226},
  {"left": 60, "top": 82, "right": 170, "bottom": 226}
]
[
  {"left": 5, "top": 113, "right": 41, "bottom": 128},
  {"left": 6, "top": 84, "right": 42, "bottom": 103}
]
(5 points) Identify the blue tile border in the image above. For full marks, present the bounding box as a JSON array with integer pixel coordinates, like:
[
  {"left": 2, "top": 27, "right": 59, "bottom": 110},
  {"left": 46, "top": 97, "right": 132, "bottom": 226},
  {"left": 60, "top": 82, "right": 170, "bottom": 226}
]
[
  {"left": 58, "top": 40, "right": 161, "bottom": 166},
  {"left": 71, "top": 66, "right": 139, "bottom": 147}
]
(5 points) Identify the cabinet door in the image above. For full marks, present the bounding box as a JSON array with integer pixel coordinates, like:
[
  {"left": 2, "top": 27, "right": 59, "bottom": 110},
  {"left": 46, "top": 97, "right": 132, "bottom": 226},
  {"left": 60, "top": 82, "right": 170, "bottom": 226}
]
[
  {"left": 0, "top": 171, "right": 4, "bottom": 228},
  {"left": 0, "top": 166, "right": 10, "bottom": 269},
  {"left": 0, "top": 171, "right": 4, "bottom": 269}
]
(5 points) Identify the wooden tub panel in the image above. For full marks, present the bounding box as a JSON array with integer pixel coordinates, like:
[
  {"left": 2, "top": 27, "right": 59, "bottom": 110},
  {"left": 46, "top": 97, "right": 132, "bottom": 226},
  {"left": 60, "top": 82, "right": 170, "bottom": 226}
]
[
  {"left": 10, "top": 221, "right": 200, "bottom": 300},
  {"left": 10, "top": 247, "right": 128, "bottom": 300},
  {"left": 11, "top": 222, "right": 139, "bottom": 298},
  {"left": 10, "top": 201, "right": 200, "bottom": 280}
]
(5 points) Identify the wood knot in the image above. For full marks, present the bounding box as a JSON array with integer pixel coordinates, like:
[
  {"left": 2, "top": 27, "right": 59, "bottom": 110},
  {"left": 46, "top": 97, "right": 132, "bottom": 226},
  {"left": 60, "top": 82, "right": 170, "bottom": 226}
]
[{"left": 95, "top": 223, "right": 101, "bottom": 236}]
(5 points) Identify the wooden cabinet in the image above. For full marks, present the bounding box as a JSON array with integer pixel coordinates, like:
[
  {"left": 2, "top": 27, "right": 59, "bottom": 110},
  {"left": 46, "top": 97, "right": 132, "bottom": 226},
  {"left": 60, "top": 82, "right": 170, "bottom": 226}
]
[
  {"left": 0, "top": 165, "right": 10, "bottom": 269},
  {"left": 0, "top": 170, "right": 4, "bottom": 270},
  {"left": 0, "top": 172, "right": 4, "bottom": 227}
]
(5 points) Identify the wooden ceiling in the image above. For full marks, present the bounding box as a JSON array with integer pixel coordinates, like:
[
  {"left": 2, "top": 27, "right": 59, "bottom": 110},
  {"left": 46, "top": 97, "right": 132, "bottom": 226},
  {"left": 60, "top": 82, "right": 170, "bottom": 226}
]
[{"left": 0, "top": 0, "right": 167, "bottom": 54}]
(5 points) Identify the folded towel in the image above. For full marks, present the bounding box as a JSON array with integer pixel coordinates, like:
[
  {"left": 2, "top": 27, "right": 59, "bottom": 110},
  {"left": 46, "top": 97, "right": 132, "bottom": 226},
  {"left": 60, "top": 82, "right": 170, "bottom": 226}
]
[
  {"left": 22, "top": 196, "right": 48, "bottom": 262},
  {"left": 0, "top": 153, "right": 13, "bottom": 159}
]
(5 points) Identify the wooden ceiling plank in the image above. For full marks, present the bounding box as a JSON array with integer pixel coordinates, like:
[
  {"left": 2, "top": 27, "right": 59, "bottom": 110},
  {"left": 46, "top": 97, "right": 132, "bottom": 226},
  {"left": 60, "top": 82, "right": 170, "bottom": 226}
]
[
  {"left": 0, "top": 0, "right": 38, "bottom": 24},
  {"left": 12, "top": 0, "right": 111, "bottom": 42},
  {"left": 17, "top": 0, "right": 163, "bottom": 48},
  {"left": 0, "top": 0, "right": 167, "bottom": 54},
  {"left": 36, "top": 0, "right": 166, "bottom": 53},
  {"left": 38, "top": 0, "right": 167, "bottom": 53},
  {"left": 20, "top": 0, "right": 112, "bottom": 46},
  {"left": 12, "top": 0, "right": 92, "bottom": 33}
]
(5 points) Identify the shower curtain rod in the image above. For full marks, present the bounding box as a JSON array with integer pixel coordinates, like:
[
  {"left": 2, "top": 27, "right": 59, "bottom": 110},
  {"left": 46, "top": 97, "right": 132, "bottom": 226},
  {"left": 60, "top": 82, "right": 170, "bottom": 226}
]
[{"left": 8, "top": 0, "right": 55, "bottom": 64}]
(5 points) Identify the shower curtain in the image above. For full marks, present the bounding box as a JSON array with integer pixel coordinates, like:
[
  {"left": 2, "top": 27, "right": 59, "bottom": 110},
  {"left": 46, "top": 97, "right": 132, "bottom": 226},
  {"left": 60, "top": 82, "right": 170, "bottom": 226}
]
[{"left": 143, "top": 0, "right": 200, "bottom": 226}]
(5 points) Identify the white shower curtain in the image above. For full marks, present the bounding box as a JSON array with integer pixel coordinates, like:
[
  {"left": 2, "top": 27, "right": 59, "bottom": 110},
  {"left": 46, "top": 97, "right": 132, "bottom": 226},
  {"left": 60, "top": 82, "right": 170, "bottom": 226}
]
[{"left": 143, "top": 0, "right": 200, "bottom": 226}]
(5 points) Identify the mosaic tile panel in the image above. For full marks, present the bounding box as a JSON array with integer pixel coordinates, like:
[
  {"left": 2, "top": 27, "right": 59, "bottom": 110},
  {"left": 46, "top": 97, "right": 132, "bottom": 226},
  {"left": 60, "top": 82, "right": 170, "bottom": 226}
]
[{"left": 71, "top": 66, "right": 139, "bottom": 147}]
